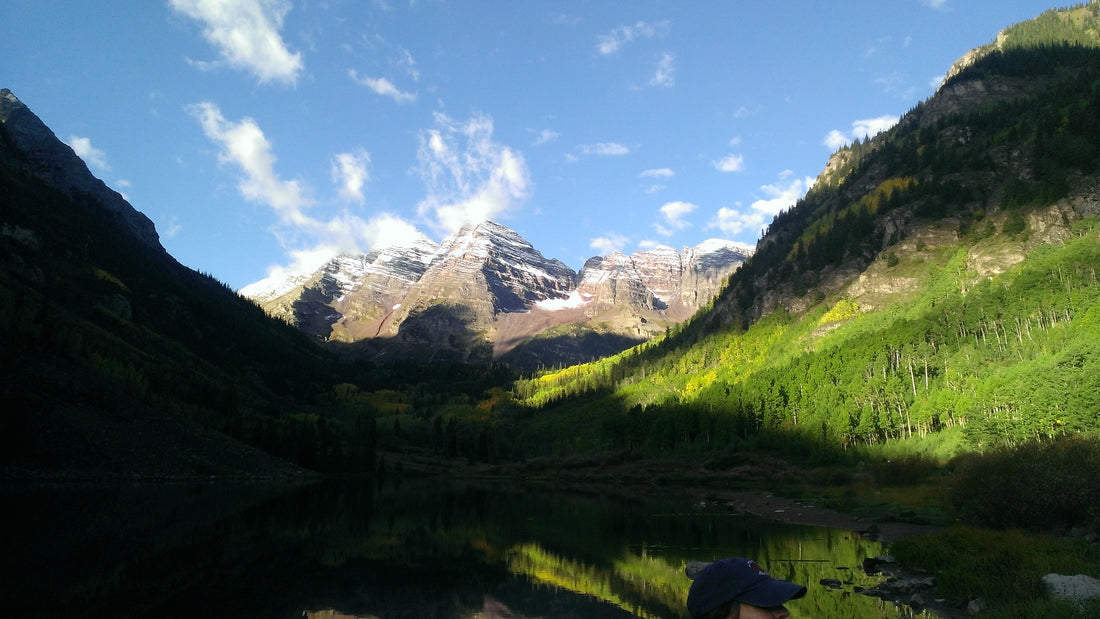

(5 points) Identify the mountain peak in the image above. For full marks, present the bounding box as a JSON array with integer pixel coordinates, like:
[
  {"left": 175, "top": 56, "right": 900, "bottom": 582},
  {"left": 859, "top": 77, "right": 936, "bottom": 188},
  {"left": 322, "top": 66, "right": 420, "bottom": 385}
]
[
  {"left": 244, "top": 218, "right": 750, "bottom": 365},
  {"left": 943, "top": 2, "right": 1100, "bottom": 86},
  {"left": 0, "top": 88, "right": 161, "bottom": 250}
]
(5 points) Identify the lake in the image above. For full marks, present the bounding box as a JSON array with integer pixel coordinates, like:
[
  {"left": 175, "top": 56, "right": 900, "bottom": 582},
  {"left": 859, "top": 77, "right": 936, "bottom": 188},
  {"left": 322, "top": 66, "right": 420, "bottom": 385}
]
[{"left": 5, "top": 478, "right": 939, "bottom": 618}]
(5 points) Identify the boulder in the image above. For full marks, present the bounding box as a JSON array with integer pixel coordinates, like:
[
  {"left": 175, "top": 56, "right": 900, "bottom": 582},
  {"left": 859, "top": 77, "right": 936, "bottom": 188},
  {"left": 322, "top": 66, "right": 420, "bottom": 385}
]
[{"left": 1042, "top": 573, "right": 1100, "bottom": 605}]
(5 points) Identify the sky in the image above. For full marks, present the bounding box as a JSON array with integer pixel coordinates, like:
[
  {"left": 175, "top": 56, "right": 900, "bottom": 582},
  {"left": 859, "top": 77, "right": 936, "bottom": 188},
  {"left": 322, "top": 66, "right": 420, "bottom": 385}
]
[{"left": 1, "top": 0, "right": 1065, "bottom": 291}]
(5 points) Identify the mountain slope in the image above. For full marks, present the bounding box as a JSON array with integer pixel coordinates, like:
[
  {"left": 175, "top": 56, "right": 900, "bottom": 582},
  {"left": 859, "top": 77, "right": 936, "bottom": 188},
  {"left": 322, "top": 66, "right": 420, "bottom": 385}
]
[
  {"left": 0, "top": 89, "right": 161, "bottom": 249},
  {"left": 0, "top": 90, "right": 363, "bottom": 478},
  {"left": 509, "top": 14, "right": 1100, "bottom": 457},
  {"left": 699, "top": 41, "right": 1100, "bottom": 338},
  {"left": 242, "top": 231, "right": 440, "bottom": 342}
]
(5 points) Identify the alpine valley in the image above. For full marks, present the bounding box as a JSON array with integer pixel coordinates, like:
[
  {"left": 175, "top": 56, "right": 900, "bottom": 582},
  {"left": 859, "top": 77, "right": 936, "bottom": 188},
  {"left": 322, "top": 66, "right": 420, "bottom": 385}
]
[
  {"left": 240, "top": 220, "right": 753, "bottom": 369},
  {"left": 9, "top": 3, "right": 1100, "bottom": 616},
  {"left": 5, "top": 1, "right": 1100, "bottom": 567}
]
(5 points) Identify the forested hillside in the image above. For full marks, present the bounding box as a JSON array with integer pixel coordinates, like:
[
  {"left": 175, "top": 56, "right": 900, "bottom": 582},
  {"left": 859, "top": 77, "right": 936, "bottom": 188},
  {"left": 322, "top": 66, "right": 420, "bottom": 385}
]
[
  {"left": 0, "top": 104, "right": 516, "bottom": 478},
  {"left": 6, "top": 6, "right": 1100, "bottom": 482},
  {"left": 495, "top": 41, "right": 1100, "bottom": 461}
]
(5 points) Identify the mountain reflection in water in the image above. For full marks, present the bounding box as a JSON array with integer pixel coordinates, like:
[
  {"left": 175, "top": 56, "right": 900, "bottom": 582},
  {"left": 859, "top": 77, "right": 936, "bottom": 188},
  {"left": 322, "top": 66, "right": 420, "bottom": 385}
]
[{"left": 6, "top": 479, "right": 936, "bottom": 618}]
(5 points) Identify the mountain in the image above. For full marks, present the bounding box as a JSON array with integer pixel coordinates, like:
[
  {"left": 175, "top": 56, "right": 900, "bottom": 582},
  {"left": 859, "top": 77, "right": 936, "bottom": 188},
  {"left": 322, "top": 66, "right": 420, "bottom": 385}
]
[
  {"left": 0, "top": 89, "right": 384, "bottom": 479},
  {"left": 511, "top": 7, "right": 1100, "bottom": 459},
  {"left": 0, "top": 89, "right": 160, "bottom": 249},
  {"left": 243, "top": 220, "right": 752, "bottom": 368},
  {"left": 240, "top": 230, "right": 440, "bottom": 342},
  {"left": 8, "top": 4, "right": 1100, "bottom": 483}
]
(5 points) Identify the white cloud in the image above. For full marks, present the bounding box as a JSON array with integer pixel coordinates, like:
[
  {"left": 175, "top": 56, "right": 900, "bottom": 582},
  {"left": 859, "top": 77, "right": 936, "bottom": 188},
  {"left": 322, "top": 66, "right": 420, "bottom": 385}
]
[
  {"left": 331, "top": 149, "right": 370, "bottom": 204},
  {"left": 190, "top": 102, "right": 429, "bottom": 287},
  {"left": 707, "top": 172, "right": 816, "bottom": 236},
  {"left": 416, "top": 112, "right": 530, "bottom": 234},
  {"left": 656, "top": 200, "right": 697, "bottom": 236},
  {"left": 732, "top": 106, "right": 753, "bottom": 119},
  {"left": 644, "top": 184, "right": 666, "bottom": 194},
  {"left": 709, "top": 205, "right": 764, "bottom": 236},
  {"left": 359, "top": 212, "right": 427, "bottom": 250},
  {"left": 823, "top": 115, "right": 900, "bottom": 150},
  {"left": 188, "top": 101, "right": 313, "bottom": 224},
  {"left": 590, "top": 233, "right": 629, "bottom": 255},
  {"left": 713, "top": 153, "right": 745, "bottom": 173},
  {"left": 394, "top": 48, "right": 420, "bottom": 82},
  {"left": 640, "top": 168, "right": 674, "bottom": 178},
  {"left": 348, "top": 69, "right": 417, "bottom": 103},
  {"left": 922, "top": 0, "right": 948, "bottom": 9},
  {"left": 637, "top": 239, "right": 661, "bottom": 250},
  {"left": 579, "top": 142, "right": 630, "bottom": 156},
  {"left": 660, "top": 200, "right": 696, "bottom": 222},
  {"left": 649, "top": 52, "right": 674, "bottom": 87},
  {"left": 824, "top": 130, "right": 849, "bottom": 151},
  {"left": 750, "top": 173, "right": 816, "bottom": 216},
  {"left": 853, "top": 115, "right": 899, "bottom": 139},
  {"left": 160, "top": 215, "right": 183, "bottom": 240},
  {"left": 251, "top": 244, "right": 341, "bottom": 289},
  {"left": 169, "top": 0, "right": 303, "bottom": 86},
  {"left": 596, "top": 20, "right": 669, "bottom": 55},
  {"left": 68, "top": 136, "right": 110, "bottom": 171},
  {"left": 534, "top": 128, "right": 560, "bottom": 145}
]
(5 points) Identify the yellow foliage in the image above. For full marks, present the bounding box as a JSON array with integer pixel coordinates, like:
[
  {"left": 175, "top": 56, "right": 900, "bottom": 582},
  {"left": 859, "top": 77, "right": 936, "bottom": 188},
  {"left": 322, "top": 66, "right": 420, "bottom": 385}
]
[
  {"left": 858, "top": 177, "right": 914, "bottom": 213},
  {"left": 818, "top": 298, "right": 862, "bottom": 325},
  {"left": 683, "top": 369, "right": 718, "bottom": 398},
  {"left": 92, "top": 267, "right": 130, "bottom": 291}
]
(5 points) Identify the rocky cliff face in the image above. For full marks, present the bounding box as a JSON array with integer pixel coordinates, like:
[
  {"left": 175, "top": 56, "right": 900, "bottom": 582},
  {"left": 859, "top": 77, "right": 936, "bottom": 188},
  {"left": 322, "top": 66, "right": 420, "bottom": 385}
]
[
  {"left": 244, "top": 221, "right": 752, "bottom": 365},
  {"left": 0, "top": 89, "right": 161, "bottom": 249},
  {"left": 576, "top": 240, "right": 755, "bottom": 321},
  {"left": 387, "top": 220, "right": 576, "bottom": 329},
  {"left": 242, "top": 231, "right": 439, "bottom": 341}
]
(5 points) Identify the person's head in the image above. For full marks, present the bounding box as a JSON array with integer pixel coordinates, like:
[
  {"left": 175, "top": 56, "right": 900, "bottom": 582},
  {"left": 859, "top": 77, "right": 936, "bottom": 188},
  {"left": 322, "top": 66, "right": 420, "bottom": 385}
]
[{"left": 687, "top": 558, "right": 806, "bottom": 619}]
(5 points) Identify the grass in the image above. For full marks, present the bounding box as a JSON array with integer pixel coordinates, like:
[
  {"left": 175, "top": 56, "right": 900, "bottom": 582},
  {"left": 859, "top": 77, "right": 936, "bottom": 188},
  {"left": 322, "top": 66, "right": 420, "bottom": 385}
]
[
  {"left": 892, "top": 526, "right": 1100, "bottom": 615},
  {"left": 867, "top": 437, "right": 1100, "bottom": 616},
  {"left": 765, "top": 437, "right": 1100, "bottom": 616}
]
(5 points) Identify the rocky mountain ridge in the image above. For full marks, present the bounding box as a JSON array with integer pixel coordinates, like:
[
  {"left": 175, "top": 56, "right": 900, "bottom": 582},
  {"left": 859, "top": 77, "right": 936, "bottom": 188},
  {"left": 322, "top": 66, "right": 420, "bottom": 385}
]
[
  {"left": 243, "top": 220, "right": 753, "bottom": 366},
  {"left": 0, "top": 89, "right": 161, "bottom": 250}
]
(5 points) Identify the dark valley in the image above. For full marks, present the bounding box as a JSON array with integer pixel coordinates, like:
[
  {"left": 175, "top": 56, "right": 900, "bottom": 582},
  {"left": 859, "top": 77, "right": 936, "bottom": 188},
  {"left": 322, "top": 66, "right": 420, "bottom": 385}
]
[{"left": 5, "top": 4, "right": 1100, "bottom": 618}]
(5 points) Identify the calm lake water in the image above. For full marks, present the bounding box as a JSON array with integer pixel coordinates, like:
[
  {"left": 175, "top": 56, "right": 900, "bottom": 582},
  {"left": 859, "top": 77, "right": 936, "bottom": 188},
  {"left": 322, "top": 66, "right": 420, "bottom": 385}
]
[{"left": 6, "top": 478, "right": 938, "bottom": 618}]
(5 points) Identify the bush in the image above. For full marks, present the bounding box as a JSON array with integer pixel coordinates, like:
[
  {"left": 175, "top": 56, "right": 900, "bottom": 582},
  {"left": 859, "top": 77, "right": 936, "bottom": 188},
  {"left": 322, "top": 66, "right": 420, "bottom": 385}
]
[
  {"left": 948, "top": 436, "right": 1100, "bottom": 532},
  {"left": 892, "top": 526, "right": 1100, "bottom": 611},
  {"left": 1003, "top": 209, "right": 1027, "bottom": 236},
  {"left": 870, "top": 454, "right": 938, "bottom": 485}
]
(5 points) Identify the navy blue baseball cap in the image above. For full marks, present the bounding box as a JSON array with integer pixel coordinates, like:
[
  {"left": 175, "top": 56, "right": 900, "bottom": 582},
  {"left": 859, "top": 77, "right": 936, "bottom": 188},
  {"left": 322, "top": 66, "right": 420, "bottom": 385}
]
[{"left": 687, "top": 558, "right": 807, "bottom": 617}]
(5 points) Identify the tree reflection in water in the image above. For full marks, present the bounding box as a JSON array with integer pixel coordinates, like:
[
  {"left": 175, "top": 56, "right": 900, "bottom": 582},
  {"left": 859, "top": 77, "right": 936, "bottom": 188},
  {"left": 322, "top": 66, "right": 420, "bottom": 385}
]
[{"left": 7, "top": 479, "right": 937, "bottom": 618}]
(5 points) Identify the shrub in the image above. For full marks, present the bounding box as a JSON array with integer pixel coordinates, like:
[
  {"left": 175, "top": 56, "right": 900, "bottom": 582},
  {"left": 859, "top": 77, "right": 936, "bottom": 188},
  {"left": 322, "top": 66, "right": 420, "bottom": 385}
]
[
  {"left": 948, "top": 436, "right": 1100, "bottom": 532},
  {"left": 870, "top": 454, "right": 938, "bottom": 485},
  {"left": 1003, "top": 209, "right": 1027, "bottom": 236},
  {"left": 891, "top": 526, "right": 1100, "bottom": 610}
]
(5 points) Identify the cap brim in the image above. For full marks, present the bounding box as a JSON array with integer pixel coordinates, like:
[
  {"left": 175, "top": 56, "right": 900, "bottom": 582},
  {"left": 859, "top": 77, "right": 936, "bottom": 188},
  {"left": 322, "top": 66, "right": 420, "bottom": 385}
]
[{"left": 738, "top": 578, "right": 807, "bottom": 607}]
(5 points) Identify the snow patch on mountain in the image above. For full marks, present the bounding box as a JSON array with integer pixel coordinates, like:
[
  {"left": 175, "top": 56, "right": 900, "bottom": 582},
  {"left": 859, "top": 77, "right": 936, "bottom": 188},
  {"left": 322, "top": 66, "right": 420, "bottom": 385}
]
[{"left": 536, "top": 290, "right": 590, "bottom": 311}]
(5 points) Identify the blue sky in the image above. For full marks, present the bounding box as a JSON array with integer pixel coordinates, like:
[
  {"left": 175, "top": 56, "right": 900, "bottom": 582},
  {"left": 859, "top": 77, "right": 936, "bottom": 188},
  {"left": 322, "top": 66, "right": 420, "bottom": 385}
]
[{"left": 2, "top": 0, "right": 1062, "bottom": 290}]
